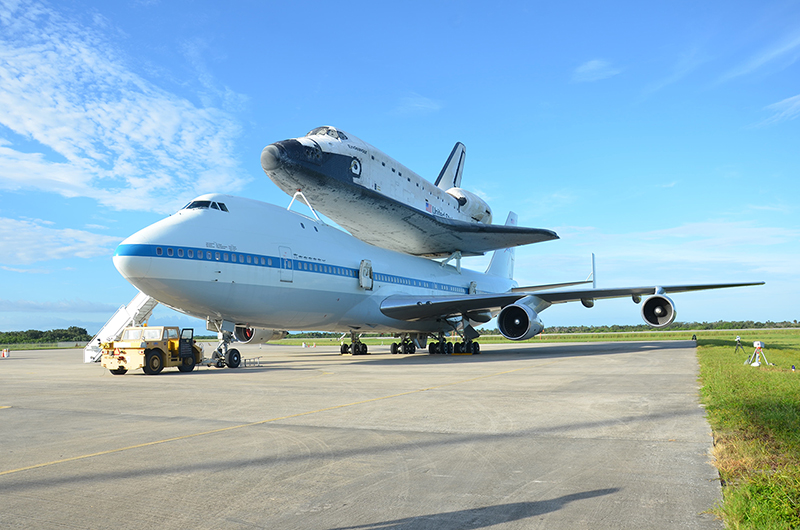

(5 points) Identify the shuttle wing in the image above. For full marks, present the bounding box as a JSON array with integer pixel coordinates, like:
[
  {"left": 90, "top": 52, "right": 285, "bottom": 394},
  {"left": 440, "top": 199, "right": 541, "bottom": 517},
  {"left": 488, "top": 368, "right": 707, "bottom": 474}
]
[
  {"left": 338, "top": 187, "right": 558, "bottom": 257},
  {"left": 380, "top": 282, "right": 765, "bottom": 321}
]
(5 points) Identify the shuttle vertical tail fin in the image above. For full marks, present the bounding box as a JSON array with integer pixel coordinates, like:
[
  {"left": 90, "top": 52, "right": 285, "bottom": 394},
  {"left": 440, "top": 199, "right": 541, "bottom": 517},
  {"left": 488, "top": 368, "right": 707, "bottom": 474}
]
[
  {"left": 435, "top": 142, "right": 466, "bottom": 190},
  {"left": 485, "top": 212, "right": 517, "bottom": 279}
]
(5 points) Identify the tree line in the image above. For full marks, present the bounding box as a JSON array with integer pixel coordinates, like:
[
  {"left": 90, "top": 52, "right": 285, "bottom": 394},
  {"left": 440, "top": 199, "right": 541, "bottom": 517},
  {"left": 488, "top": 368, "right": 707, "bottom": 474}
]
[
  {"left": 0, "top": 327, "right": 92, "bottom": 344},
  {"left": 2, "top": 321, "right": 797, "bottom": 344}
]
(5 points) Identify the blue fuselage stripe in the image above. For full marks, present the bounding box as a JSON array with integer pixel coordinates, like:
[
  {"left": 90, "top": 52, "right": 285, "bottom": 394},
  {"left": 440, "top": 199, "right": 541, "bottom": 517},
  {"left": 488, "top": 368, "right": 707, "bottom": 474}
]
[{"left": 114, "top": 244, "right": 470, "bottom": 294}]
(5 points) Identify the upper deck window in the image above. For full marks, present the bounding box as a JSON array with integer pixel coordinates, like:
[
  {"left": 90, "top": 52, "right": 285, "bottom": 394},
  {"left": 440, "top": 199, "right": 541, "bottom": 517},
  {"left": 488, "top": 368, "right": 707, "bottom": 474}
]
[{"left": 306, "top": 126, "right": 348, "bottom": 141}]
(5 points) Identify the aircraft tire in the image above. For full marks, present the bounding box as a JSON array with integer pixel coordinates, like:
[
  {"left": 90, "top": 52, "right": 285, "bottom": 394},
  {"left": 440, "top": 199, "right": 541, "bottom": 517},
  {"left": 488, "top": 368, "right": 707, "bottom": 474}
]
[
  {"left": 391, "top": 343, "right": 399, "bottom": 354},
  {"left": 473, "top": 342, "right": 481, "bottom": 354},
  {"left": 454, "top": 342, "right": 462, "bottom": 354},
  {"left": 225, "top": 349, "right": 241, "bottom": 368},
  {"left": 340, "top": 343, "right": 349, "bottom": 354},
  {"left": 143, "top": 349, "right": 163, "bottom": 375},
  {"left": 447, "top": 342, "right": 454, "bottom": 355},
  {"left": 360, "top": 343, "right": 368, "bottom": 355},
  {"left": 110, "top": 368, "right": 127, "bottom": 375},
  {"left": 428, "top": 343, "right": 436, "bottom": 354}
]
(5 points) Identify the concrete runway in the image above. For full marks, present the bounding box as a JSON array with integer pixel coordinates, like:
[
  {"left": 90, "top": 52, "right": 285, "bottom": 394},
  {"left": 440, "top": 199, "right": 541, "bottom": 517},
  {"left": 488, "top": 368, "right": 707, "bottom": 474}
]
[{"left": 0, "top": 341, "right": 721, "bottom": 529}]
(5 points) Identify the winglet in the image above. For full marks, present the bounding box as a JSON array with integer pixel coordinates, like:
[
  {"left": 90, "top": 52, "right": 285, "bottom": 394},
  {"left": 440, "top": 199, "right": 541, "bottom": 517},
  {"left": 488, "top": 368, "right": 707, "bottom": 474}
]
[
  {"left": 485, "top": 212, "right": 517, "bottom": 279},
  {"left": 435, "top": 142, "right": 466, "bottom": 190}
]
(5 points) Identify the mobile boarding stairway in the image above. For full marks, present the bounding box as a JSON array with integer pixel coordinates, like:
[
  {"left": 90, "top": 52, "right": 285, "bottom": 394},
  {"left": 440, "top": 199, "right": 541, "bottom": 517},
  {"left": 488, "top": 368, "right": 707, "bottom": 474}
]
[{"left": 84, "top": 291, "right": 158, "bottom": 362}]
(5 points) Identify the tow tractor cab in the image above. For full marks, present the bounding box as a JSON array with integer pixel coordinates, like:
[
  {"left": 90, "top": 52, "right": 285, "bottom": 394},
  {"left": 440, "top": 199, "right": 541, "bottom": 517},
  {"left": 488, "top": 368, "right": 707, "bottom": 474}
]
[{"left": 101, "top": 326, "right": 219, "bottom": 375}]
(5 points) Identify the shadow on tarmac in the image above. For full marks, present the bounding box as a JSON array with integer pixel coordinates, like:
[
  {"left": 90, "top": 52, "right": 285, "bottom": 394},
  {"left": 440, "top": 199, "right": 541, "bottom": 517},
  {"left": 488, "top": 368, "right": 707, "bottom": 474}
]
[
  {"left": 326, "top": 489, "right": 621, "bottom": 529},
  {"left": 145, "top": 340, "right": 696, "bottom": 375}
]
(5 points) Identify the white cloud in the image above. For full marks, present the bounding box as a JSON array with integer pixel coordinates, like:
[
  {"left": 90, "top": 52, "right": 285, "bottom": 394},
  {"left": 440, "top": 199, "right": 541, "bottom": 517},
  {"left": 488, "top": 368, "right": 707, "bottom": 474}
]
[
  {"left": 0, "top": 298, "right": 118, "bottom": 313},
  {"left": 721, "top": 32, "right": 800, "bottom": 82},
  {"left": 528, "top": 221, "right": 800, "bottom": 281},
  {"left": 759, "top": 93, "right": 800, "bottom": 126},
  {"left": 572, "top": 60, "right": 621, "bottom": 82},
  {"left": 0, "top": 0, "right": 250, "bottom": 214},
  {"left": 0, "top": 216, "right": 121, "bottom": 265},
  {"left": 393, "top": 92, "right": 442, "bottom": 114}
]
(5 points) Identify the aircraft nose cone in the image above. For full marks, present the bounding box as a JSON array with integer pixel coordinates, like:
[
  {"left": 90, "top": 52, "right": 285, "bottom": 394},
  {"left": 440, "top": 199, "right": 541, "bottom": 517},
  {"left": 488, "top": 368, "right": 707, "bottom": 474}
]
[{"left": 261, "top": 144, "right": 282, "bottom": 172}]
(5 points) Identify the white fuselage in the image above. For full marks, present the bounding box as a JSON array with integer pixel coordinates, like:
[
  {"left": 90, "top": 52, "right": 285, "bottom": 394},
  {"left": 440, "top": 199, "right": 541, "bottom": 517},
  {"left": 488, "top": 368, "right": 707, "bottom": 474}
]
[{"left": 113, "top": 194, "right": 515, "bottom": 334}]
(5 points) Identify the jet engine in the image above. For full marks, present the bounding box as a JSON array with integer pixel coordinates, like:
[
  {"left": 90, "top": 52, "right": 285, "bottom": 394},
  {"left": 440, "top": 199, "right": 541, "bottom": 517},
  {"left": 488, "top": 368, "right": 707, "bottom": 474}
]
[
  {"left": 497, "top": 303, "right": 544, "bottom": 341},
  {"left": 234, "top": 326, "right": 288, "bottom": 344},
  {"left": 445, "top": 188, "right": 492, "bottom": 224},
  {"left": 641, "top": 295, "right": 676, "bottom": 328}
]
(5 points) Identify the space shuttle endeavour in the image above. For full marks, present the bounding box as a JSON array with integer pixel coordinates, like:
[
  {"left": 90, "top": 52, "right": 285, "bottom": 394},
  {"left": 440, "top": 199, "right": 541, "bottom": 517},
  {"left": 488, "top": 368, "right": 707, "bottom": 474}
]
[{"left": 261, "top": 126, "right": 558, "bottom": 258}]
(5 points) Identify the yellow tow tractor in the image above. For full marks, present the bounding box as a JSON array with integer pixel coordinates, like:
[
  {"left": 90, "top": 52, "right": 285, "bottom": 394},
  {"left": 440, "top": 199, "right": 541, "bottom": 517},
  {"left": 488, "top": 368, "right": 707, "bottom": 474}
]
[{"left": 101, "top": 326, "right": 207, "bottom": 375}]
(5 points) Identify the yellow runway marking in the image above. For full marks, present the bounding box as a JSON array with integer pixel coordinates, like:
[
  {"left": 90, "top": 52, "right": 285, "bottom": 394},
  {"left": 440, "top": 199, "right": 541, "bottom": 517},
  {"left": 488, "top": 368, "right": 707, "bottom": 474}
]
[
  {"left": 0, "top": 406, "right": 10, "bottom": 409},
  {"left": 0, "top": 360, "right": 559, "bottom": 477}
]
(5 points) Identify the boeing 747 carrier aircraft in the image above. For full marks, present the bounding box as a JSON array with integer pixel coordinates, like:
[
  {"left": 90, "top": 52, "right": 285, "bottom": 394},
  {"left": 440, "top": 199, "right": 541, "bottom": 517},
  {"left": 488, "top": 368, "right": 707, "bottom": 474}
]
[
  {"left": 261, "top": 126, "right": 558, "bottom": 258},
  {"left": 112, "top": 193, "right": 763, "bottom": 362}
]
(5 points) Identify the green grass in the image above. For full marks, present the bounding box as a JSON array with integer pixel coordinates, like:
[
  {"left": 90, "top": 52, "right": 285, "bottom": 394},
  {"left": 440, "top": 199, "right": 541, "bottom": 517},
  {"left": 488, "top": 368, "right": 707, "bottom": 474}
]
[{"left": 697, "top": 330, "right": 800, "bottom": 529}]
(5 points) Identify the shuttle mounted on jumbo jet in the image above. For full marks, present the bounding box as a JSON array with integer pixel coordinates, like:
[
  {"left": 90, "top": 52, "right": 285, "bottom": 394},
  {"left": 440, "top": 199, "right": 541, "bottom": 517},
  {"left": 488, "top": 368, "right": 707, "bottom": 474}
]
[
  {"left": 112, "top": 193, "right": 763, "bottom": 359},
  {"left": 260, "top": 126, "right": 558, "bottom": 258}
]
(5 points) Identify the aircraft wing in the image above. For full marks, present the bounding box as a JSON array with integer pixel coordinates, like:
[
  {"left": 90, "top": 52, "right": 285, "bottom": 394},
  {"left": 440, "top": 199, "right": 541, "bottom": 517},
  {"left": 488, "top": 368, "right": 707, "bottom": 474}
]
[{"left": 380, "top": 282, "right": 765, "bottom": 322}]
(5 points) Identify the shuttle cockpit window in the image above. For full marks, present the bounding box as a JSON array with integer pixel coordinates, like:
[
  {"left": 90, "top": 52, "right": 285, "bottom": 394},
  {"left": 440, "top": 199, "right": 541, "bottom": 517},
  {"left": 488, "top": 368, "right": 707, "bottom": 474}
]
[{"left": 306, "top": 126, "right": 347, "bottom": 141}]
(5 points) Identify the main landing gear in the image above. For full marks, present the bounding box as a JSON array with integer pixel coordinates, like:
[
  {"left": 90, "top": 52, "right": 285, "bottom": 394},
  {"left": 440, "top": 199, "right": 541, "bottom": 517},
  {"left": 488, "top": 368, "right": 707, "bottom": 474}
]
[
  {"left": 389, "top": 337, "right": 416, "bottom": 355},
  {"left": 428, "top": 340, "right": 480, "bottom": 355},
  {"left": 340, "top": 331, "right": 368, "bottom": 355}
]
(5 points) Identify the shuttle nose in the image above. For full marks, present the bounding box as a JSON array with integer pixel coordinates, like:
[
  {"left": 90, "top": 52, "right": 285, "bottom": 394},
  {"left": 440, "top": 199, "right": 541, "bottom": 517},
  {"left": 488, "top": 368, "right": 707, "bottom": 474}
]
[{"left": 261, "top": 144, "right": 283, "bottom": 172}]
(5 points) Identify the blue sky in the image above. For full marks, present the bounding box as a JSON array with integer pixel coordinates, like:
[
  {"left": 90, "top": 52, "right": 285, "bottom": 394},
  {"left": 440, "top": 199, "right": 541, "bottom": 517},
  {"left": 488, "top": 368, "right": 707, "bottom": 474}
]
[{"left": 1, "top": 0, "right": 798, "bottom": 334}]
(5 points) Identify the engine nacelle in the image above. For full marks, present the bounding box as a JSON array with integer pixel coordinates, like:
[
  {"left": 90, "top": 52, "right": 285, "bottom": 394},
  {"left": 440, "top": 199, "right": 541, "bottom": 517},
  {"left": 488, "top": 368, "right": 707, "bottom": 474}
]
[
  {"left": 234, "top": 326, "right": 288, "bottom": 344},
  {"left": 445, "top": 188, "right": 492, "bottom": 224},
  {"left": 497, "top": 303, "right": 544, "bottom": 341},
  {"left": 641, "top": 295, "right": 676, "bottom": 328}
]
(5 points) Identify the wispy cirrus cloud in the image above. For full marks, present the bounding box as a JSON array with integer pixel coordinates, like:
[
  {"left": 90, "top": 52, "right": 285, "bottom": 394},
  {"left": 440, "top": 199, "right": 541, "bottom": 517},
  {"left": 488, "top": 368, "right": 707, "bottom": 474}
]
[
  {"left": 0, "top": 0, "right": 250, "bottom": 214},
  {"left": 0, "top": 217, "right": 121, "bottom": 265},
  {"left": 572, "top": 60, "right": 621, "bottom": 82},
  {"left": 758, "top": 93, "right": 800, "bottom": 126},
  {"left": 721, "top": 32, "right": 800, "bottom": 82}
]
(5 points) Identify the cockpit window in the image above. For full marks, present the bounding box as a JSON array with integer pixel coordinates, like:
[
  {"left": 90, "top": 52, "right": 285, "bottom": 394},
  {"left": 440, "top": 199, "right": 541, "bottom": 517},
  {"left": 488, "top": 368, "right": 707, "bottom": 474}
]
[
  {"left": 306, "top": 126, "right": 347, "bottom": 141},
  {"left": 183, "top": 200, "right": 229, "bottom": 212}
]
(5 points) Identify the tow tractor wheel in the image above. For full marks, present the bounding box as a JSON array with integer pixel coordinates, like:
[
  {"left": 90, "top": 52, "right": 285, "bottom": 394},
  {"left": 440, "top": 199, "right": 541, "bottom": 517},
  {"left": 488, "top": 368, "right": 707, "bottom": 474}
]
[
  {"left": 225, "top": 348, "right": 241, "bottom": 368},
  {"left": 178, "top": 355, "right": 196, "bottom": 372},
  {"left": 143, "top": 349, "right": 164, "bottom": 375},
  {"left": 110, "top": 368, "right": 127, "bottom": 375}
]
